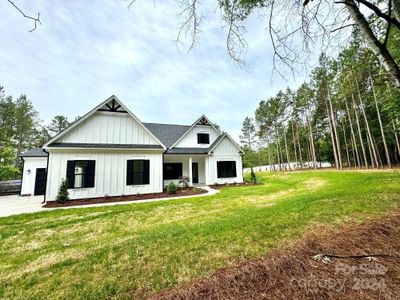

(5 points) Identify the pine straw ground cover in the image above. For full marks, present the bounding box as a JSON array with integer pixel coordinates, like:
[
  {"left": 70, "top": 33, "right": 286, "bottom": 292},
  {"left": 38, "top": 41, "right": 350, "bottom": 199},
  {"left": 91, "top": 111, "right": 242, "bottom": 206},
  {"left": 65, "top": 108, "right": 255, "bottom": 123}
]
[
  {"left": 152, "top": 211, "right": 400, "bottom": 300},
  {"left": 0, "top": 170, "right": 399, "bottom": 299}
]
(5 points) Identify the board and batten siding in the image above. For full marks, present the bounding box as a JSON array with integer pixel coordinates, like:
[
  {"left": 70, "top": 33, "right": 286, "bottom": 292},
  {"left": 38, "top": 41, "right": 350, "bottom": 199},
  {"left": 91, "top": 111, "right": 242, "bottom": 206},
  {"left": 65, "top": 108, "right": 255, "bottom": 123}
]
[
  {"left": 58, "top": 111, "right": 159, "bottom": 145},
  {"left": 46, "top": 149, "right": 163, "bottom": 201},
  {"left": 206, "top": 137, "right": 243, "bottom": 185},
  {"left": 174, "top": 125, "right": 219, "bottom": 148},
  {"left": 20, "top": 157, "right": 48, "bottom": 196}
]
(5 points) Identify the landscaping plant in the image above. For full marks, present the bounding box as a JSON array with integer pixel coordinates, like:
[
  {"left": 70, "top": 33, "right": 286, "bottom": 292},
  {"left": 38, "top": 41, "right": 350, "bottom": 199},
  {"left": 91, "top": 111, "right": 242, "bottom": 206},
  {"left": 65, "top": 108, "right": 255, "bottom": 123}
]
[
  {"left": 56, "top": 178, "right": 69, "bottom": 202},
  {"left": 167, "top": 182, "right": 177, "bottom": 194}
]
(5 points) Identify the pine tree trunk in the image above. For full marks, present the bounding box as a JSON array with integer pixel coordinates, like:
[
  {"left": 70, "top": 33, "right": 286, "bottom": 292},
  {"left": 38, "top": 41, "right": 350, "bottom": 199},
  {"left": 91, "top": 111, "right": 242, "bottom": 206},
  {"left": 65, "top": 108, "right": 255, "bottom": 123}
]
[
  {"left": 345, "top": 101, "right": 361, "bottom": 167},
  {"left": 267, "top": 140, "right": 272, "bottom": 172},
  {"left": 275, "top": 133, "right": 282, "bottom": 171},
  {"left": 342, "top": 124, "right": 351, "bottom": 168},
  {"left": 356, "top": 78, "right": 379, "bottom": 168},
  {"left": 393, "top": 118, "right": 400, "bottom": 160},
  {"left": 291, "top": 121, "right": 298, "bottom": 170},
  {"left": 327, "top": 88, "right": 342, "bottom": 169},
  {"left": 372, "top": 135, "right": 384, "bottom": 167},
  {"left": 370, "top": 76, "right": 392, "bottom": 167},
  {"left": 352, "top": 93, "right": 368, "bottom": 168},
  {"left": 284, "top": 128, "right": 291, "bottom": 171},
  {"left": 307, "top": 110, "right": 317, "bottom": 169},
  {"left": 345, "top": 0, "right": 400, "bottom": 89},
  {"left": 326, "top": 102, "right": 339, "bottom": 169},
  {"left": 296, "top": 122, "right": 304, "bottom": 169}
]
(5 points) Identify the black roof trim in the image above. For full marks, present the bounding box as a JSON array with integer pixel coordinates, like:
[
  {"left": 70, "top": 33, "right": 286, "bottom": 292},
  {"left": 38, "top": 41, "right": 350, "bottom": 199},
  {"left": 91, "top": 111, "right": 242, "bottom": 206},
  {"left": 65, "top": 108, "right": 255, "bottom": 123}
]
[{"left": 48, "top": 143, "right": 163, "bottom": 149}]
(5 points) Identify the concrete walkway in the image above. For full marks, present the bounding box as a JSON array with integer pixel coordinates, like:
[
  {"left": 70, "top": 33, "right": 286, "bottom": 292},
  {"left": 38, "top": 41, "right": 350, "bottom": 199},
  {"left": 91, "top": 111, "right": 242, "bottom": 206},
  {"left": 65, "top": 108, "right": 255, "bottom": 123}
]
[{"left": 0, "top": 186, "right": 219, "bottom": 218}]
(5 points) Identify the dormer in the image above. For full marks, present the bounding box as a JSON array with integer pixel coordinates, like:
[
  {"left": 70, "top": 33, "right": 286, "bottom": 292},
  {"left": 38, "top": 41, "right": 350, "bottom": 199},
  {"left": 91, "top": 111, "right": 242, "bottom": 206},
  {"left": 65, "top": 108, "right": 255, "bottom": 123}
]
[{"left": 171, "top": 115, "right": 220, "bottom": 148}]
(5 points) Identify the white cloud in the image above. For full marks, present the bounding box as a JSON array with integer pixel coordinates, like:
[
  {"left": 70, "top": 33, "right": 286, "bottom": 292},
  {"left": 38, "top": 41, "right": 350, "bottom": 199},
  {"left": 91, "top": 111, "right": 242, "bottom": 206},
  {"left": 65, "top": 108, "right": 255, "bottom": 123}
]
[{"left": 0, "top": 0, "right": 315, "bottom": 142}]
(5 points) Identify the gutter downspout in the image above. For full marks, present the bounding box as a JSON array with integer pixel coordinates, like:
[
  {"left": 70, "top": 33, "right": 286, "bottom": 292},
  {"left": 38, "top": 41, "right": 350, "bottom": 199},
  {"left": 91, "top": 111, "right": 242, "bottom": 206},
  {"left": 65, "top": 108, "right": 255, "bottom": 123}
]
[{"left": 42, "top": 149, "right": 49, "bottom": 204}]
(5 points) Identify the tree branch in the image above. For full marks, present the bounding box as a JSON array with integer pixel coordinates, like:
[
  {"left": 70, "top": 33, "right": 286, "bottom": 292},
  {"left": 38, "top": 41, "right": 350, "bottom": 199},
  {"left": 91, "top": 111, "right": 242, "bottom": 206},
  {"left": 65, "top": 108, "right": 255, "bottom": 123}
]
[
  {"left": 354, "top": 0, "right": 400, "bottom": 30},
  {"left": 7, "top": 0, "right": 41, "bottom": 32}
]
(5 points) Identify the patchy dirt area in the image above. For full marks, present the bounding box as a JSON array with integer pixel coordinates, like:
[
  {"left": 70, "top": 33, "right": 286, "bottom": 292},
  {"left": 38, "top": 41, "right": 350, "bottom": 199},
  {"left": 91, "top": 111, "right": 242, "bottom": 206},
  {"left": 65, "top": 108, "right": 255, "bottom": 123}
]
[
  {"left": 44, "top": 187, "right": 207, "bottom": 208},
  {"left": 152, "top": 212, "right": 400, "bottom": 300}
]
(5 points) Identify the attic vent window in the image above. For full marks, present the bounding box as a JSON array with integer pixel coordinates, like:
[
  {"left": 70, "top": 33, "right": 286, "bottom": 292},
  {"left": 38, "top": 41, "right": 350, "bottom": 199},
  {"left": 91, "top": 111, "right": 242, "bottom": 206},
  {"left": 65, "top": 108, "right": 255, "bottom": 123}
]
[{"left": 197, "top": 133, "right": 210, "bottom": 144}]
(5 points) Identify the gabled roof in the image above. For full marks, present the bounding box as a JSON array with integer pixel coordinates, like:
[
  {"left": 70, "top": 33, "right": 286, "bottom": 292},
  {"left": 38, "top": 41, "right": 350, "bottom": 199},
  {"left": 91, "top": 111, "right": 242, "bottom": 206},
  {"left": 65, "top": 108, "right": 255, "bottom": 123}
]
[
  {"left": 208, "top": 133, "right": 244, "bottom": 154},
  {"left": 143, "top": 123, "right": 191, "bottom": 148},
  {"left": 43, "top": 96, "right": 166, "bottom": 149},
  {"left": 18, "top": 148, "right": 48, "bottom": 157},
  {"left": 170, "top": 115, "right": 221, "bottom": 148}
]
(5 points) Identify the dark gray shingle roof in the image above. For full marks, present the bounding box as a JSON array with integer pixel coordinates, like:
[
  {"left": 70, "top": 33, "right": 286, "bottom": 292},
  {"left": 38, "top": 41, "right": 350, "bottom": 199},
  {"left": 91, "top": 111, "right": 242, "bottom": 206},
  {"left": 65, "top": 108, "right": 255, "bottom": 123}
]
[
  {"left": 166, "top": 147, "right": 209, "bottom": 154},
  {"left": 143, "top": 123, "right": 190, "bottom": 148},
  {"left": 18, "top": 148, "right": 48, "bottom": 157}
]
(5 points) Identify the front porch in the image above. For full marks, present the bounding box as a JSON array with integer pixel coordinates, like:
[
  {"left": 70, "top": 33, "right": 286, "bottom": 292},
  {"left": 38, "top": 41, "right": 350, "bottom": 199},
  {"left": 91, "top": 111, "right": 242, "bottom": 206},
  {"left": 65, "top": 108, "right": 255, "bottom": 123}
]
[{"left": 163, "top": 154, "right": 208, "bottom": 187}]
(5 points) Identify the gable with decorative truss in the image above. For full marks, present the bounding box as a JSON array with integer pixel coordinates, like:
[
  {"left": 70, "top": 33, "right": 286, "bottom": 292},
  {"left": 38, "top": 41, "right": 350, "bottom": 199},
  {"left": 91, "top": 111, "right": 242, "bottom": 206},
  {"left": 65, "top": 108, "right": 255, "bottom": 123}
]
[
  {"left": 45, "top": 96, "right": 164, "bottom": 148},
  {"left": 172, "top": 115, "right": 220, "bottom": 148}
]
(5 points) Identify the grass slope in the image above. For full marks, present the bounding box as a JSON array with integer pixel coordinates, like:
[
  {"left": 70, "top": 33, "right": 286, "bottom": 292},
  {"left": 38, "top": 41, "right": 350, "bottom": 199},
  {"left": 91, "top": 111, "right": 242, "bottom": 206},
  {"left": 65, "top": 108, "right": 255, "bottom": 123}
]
[{"left": 0, "top": 170, "right": 399, "bottom": 299}]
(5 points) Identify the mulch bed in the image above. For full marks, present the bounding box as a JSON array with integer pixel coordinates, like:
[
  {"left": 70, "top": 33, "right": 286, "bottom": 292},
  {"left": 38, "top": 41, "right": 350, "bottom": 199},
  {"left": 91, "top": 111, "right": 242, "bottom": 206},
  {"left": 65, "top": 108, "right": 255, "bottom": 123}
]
[
  {"left": 151, "top": 212, "right": 400, "bottom": 300},
  {"left": 43, "top": 187, "right": 207, "bottom": 208},
  {"left": 209, "top": 182, "right": 259, "bottom": 189}
]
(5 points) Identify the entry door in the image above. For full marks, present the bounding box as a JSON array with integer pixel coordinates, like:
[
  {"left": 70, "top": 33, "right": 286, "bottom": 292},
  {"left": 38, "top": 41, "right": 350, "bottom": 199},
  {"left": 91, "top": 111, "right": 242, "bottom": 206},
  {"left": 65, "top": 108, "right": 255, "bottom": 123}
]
[
  {"left": 192, "top": 162, "right": 199, "bottom": 184},
  {"left": 34, "top": 168, "right": 47, "bottom": 196}
]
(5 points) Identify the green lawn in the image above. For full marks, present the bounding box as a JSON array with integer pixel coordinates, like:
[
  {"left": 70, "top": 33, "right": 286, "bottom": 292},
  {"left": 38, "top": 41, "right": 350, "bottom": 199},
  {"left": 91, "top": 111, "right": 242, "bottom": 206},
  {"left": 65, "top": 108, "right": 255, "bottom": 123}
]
[{"left": 1, "top": 170, "right": 399, "bottom": 299}]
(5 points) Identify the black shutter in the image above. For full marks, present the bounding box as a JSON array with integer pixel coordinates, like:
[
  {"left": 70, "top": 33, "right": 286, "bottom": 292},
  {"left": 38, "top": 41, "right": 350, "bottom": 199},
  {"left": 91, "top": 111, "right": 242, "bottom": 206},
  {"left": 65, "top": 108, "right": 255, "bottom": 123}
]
[
  {"left": 84, "top": 160, "right": 96, "bottom": 188},
  {"left": 231, "top": 162, "right": 237, "bottom": 177},
  {"left": 143, "top": 160, "right": 150, "bottom": 184},
  {"left": 127, "top": 160, "right": 133, "bottom": 185},
  {"left": 217, "top": 162, "right": 222, "bottom": 178},
  {"left": 66, "top": 161, "right": 75, "bottom": 188}
]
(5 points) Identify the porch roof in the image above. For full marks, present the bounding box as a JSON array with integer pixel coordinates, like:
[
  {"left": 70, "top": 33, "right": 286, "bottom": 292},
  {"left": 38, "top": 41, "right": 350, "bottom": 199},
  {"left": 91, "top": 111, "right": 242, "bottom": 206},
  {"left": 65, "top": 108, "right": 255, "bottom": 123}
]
[{"left": 166, "top": 147, "right": 209, "bottom": 154}]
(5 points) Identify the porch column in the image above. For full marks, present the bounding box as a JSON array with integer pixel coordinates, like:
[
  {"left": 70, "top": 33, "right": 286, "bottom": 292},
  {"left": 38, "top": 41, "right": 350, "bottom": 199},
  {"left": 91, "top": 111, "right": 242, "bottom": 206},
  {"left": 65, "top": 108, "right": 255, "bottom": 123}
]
[
  {"left": 188, "top": 156, "right": 193, "bottom": 186},
  {"left": 205, "top": 156, "right": 209, "bottom": 185}
]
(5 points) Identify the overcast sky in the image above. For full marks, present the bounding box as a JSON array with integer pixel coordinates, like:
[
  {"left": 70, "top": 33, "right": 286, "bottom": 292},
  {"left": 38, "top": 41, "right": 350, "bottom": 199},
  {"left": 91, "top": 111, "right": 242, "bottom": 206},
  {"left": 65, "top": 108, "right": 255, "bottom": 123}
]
[{"left": 0, "top": 0, "right": 315, "bottom": 141}]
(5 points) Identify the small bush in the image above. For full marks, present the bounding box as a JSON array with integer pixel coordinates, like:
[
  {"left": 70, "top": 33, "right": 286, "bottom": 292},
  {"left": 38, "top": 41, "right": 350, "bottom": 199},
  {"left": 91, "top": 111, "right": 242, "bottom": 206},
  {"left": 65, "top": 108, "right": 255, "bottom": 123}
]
[
  {"left": 56, "top": 178, "right": 69, "bottom": 203},
  {"left": 250, "top": 167, "right": 257, "bottom": 184},
  {"left": 167, "top": 182, "right": 177, "bottom": 194}
]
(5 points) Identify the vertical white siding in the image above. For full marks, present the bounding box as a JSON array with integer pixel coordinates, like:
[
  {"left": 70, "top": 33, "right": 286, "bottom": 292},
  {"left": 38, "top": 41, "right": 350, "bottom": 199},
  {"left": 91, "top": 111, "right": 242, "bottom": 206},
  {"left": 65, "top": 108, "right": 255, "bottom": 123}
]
[
  {"left": 58, "top": 111, "right": 159, "bottom": 145},
  {"left": 207, "top": 137, "right": 243, "bottom": 184},
  {"left": 20, "top": 157, "right": 48, "bottom": 196},
  {"left": 175, "top": 125, "right": 219, "bottom": 148},
  {"left": 46, "top": 149, "right": 163, "bottom": 201}
]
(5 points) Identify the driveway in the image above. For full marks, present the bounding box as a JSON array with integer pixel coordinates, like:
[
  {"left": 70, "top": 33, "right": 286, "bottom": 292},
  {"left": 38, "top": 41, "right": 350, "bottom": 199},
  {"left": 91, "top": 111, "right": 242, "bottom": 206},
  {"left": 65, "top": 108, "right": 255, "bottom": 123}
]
[{"left": 0, "top": 194, "right": 45, "bottom": 218}]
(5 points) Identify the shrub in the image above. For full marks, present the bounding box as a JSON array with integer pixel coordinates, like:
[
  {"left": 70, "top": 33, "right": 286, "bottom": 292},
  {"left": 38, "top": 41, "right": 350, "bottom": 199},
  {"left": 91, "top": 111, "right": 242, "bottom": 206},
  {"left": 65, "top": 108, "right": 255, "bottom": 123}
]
[
  {"left": 250, "top": 167, "right": 257, "bottom": 184},
  {"left": 167, "top": 182, "right": 177, "bottom": 194},
  {"left": 56, "top": 178, "right": 69, "bottom": 203}
]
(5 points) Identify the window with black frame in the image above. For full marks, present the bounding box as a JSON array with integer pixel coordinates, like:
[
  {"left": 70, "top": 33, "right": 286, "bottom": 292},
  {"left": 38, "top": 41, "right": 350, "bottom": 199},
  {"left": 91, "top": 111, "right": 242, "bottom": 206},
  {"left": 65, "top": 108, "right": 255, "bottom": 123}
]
[
  {"left": 197, "top": 133, "right": 210, "bottom": 144},
  {"left": 217, "top": 161, "right": 237, "bottom": 178},
  {"left": 127, "top": 160, "right": 150, "bottom": 185},
  {"left": 163, "top": 163, "right": 182, "bottom": 180},
  {"left": 66, "top": 160, "right": 96, "bottom": 188}
]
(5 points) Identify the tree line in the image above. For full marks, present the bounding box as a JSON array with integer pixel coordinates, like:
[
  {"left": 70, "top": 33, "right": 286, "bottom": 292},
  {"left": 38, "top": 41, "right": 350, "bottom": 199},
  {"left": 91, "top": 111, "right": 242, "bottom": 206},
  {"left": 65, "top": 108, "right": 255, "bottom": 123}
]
[
  {"left": 240, "top": 30, "right": 400, "bottom": 170},
  {"left": 0, "top": 87, "right": 72, "bottom": 180}
]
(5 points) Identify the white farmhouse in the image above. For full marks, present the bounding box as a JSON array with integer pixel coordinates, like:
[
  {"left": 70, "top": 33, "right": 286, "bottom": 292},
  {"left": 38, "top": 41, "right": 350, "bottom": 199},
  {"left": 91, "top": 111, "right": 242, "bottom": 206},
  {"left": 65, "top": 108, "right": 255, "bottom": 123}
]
[{"left": 19, "top": 96, "right": 244, "bottom": 202}]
